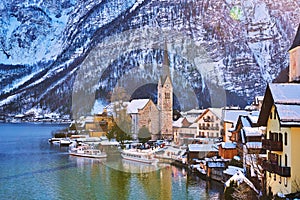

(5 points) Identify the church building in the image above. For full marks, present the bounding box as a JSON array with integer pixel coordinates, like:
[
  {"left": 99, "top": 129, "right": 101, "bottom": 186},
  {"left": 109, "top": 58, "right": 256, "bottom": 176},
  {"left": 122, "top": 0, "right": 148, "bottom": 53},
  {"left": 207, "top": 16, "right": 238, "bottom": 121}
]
[{"left": 127, "top": 43, "right": 173, "bottom": 140}]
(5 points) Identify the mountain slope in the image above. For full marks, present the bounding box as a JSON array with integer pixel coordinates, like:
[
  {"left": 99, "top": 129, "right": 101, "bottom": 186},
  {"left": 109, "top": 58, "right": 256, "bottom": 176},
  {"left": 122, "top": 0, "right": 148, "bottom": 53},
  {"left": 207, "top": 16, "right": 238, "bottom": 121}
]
[{"left": 0, "top": 0, "right": 299, "bottom": 118}]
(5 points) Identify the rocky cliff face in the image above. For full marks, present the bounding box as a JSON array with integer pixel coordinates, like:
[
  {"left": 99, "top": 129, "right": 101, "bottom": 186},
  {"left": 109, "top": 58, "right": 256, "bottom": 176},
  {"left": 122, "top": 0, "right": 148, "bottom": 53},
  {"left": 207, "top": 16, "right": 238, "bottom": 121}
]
[{"left": 0, "top": 0, "right": 299, "bottom": 118}]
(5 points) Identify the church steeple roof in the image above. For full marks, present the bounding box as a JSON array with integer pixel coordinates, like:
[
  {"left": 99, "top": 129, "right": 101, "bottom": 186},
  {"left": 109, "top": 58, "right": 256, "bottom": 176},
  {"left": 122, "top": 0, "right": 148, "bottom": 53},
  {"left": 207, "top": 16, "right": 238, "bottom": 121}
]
[
  {"left": 160, "top": 41, "right": 171, "bottom": 85},
  {"left": 289, "top": 24, "right": 300, "bottom": 51}
]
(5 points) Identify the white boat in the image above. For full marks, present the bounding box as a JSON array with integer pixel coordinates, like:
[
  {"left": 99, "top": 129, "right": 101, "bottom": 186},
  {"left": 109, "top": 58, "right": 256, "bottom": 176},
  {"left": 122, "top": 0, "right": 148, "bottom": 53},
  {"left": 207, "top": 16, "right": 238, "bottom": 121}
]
[
  {"left": 69, "top": 146, "right": 107, "bottom": 159},
  {"left": 60, "top": 138, "right": 73, "bottom": 146},
  {"left": 121, "top": 149, "right": 158, "bottom": 164},
  {"left": 48, "top": 138, "right": 61, "bottom": 144}
]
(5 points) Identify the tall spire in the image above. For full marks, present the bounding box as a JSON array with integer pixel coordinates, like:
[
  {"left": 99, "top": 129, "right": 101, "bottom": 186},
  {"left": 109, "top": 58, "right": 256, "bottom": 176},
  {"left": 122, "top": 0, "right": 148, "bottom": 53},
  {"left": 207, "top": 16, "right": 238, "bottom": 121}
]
[{"left": 161, "top": 40, "right": 171, "bottom": 84}]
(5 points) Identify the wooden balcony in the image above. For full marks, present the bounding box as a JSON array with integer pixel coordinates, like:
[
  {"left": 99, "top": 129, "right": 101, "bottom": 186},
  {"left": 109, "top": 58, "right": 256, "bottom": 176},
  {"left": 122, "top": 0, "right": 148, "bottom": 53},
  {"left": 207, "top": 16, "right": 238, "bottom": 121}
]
[
  {"left": 275, "top": 165, "right": 291, "bottom": 177},
  {"left": 199, "top": 125, "right": 219, "bottom": 131},
  {"left": 262, "top": 139, "right": 283, "bottom": 151},
  {"left": 262, "top": 160, "right": 291, "bottom": 177}
]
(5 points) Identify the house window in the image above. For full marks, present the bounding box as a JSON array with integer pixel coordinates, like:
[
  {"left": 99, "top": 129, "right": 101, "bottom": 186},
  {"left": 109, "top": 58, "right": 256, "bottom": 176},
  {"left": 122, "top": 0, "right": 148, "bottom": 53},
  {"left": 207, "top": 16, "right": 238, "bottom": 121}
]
[
  {"left": 274, "top": 174, "right": 276, "bottom": 181},
  {"left": 269, "top": 172, "right": 271, "bottom": 178},
  {"left": 270, "top": 112, "right": 273, "bottom": 119},
  {"left": 274, "top": 110, "right": 276, "bottom": 119},
  {"left": 285, "top": 132, "right": 287, "bottom": 146},
  {"left": 279, "top": 176, "right": 282, "bottom": 184}
]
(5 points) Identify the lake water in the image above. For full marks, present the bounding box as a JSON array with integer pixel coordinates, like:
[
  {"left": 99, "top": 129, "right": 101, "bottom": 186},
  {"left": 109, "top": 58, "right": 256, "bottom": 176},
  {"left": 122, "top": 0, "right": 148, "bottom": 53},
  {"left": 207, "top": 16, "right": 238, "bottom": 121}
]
[{"left": 0, "top": 123, "right": 224, "bottom": 199}]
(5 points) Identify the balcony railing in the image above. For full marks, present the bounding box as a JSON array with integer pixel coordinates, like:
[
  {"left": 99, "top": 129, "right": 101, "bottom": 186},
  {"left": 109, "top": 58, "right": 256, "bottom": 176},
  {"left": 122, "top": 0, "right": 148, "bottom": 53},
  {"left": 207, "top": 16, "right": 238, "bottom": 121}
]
[
  {"left": 262, "top": 160, "right": 291, "bottom": 177},
  {"left": 262, "top": 139, "right": 283, "bottom": 151},
  {"left": 199, "top": 126, "right": 219, "bottom": 131}
]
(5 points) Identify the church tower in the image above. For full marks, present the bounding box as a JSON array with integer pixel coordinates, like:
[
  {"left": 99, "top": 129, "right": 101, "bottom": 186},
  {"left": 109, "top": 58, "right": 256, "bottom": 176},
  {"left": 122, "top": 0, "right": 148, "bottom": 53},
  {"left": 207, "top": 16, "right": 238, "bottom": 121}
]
[
  {"left": 289, "top": 24, "right": 300, "bottom": 82},
  {"left": 157, "top": 42, "right": 173, "bottom": 140}
]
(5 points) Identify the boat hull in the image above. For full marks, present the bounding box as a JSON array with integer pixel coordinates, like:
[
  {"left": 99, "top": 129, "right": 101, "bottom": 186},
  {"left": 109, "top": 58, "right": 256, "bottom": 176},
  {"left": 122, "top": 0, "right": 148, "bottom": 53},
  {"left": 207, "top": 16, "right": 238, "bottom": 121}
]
[
  {"left": 121, "top": 150, "right": 158, "bottom": 164},
  {"left": 69, "top": 152, "right": 107, "bottom": 159},
  {"left": 69, "top": 147, "right": 107, "bottom": 159}
]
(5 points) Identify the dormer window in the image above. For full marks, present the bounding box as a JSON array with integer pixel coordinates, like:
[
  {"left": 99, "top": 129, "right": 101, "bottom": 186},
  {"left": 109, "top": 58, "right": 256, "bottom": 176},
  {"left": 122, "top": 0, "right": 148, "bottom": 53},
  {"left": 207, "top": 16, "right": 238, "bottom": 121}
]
[{"left": 270, "top": 111, "right": 273, "bottom": 119}]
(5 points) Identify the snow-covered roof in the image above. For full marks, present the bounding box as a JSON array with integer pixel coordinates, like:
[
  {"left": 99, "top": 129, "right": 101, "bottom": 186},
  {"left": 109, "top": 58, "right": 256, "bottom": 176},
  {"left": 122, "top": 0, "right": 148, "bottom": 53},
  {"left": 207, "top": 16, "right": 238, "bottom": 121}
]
[
  {"left": 269, "top": 83, "right": 300, "bottom": 104},
  {"left": 104, "top": 101, "right": 129, "bottom": 115},
  {"left": 127, "top": 99, "right": 150, "bottom": 114},
  {"left": 259, "top": 83, "right": 300, "bottom": 126},
  {"left": 276, "top": 104, "right": 300, "bottom": 123},
  {"left": 185, "top": 116, "right": 197, "bottom": 123},
  {"left": 243, "top": 127, "right": 262, "bottom": 137},
  {"left": 256, "top": 96, "right": 264, "bottom": 102},
  {"left": 223, "top": 166, "right": 244, "bottom": 176},
  {"left": 263, "top": 84, "right": 300, "bottom": 125},
  {"left": 85, "top": 116, "right": 94, "bottom": 123},
  {"left": 223, "top": 110, "right": 250, "bottom": 123},
  {"left": 208, "top": 108, "right": 223, "bottom": 119},
  {"left": 219, "top": 142, "right": 236, "bottom": 149},
  {"left": 240, "top": 116, "right": 252, "bottom": 127},
  {"left": 248, "top": 115, "right": 259, "bottom": 124},
  {"left": 188, "top": 144, "right": 218, "bottom": 152},
  {"left": 246, "top": 142, "right": 262, "bottom": 149},
  {"left": 173, "top": 117, "right": 184, "bottom": 128},
  {"left": 224, "top": 170, "right": 259, "bottom": 194}
]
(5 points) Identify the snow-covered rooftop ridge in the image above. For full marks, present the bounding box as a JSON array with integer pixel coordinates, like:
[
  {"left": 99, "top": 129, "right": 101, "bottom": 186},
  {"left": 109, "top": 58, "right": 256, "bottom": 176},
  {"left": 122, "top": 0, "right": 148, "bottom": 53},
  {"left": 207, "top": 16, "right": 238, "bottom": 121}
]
[
  {"left": 243, "top": 127, "right": 262, "bottom": 137},
  {"left": 224, "top": 170, "right": 259, "bottom": 194},
  {"left": 246, "top": 142, "right": 262, "bottom": 149},
  {"left": 270, "top": 83, "right": 300, "bottom": 104},
  {"left": 186, "top": 109, "right": 205, "bottom": 115},
  {"left": 223, "top": 166, "right": 244, "bottom": 176},
  {"left": 219, "top": 142, "right": 236, "bottom": 149},
  {"left": 188, "top": 144, "right": 218, "bottom": 152},
  {"left": 248, "top": 115, "right": 259, "bottom": 124},
  {"left": 127, "top": 99, "right": 150, "bottom": 114},
  {"left": 276, "top": 104, "right": 300, "bottom": 122},
  {"left": 104, "top": 101, "right": 130, "bottom": 116},
  {"left": 185, "top": 116, "right": 197, "bottom": 123},
  {"left": 173, "top": 117, "right": 184, "bottom": 127},
  {"left": 208, "top": 108, "right": 223, "bottom": 118},
  {"left": 223, "top": 109, "right": 251, "bottom": 123}
]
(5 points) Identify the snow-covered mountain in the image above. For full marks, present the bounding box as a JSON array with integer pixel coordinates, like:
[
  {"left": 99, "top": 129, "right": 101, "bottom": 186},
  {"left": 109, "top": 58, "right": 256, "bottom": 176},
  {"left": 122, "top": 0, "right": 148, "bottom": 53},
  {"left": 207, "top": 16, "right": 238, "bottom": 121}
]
[{"left": 0, "top": 0, "right": 299, "bottom": 118}]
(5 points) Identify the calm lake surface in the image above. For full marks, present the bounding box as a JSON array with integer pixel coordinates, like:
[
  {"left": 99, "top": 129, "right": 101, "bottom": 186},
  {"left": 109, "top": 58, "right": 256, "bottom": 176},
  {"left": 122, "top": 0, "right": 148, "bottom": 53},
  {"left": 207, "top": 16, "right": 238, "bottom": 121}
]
[{"left": 0, "top": 123, "right": 224, "bottom": 200}]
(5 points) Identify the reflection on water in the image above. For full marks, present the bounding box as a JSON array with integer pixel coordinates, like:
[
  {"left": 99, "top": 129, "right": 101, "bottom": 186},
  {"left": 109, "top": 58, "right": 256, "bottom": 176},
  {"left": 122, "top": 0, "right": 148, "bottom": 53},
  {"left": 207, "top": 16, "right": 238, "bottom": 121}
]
[
  {"left": 102, "top": 154, "right": 162, "bottom": 174},
  {"left": 0, "top": 123, "right": 224, "bottom": 199}
]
